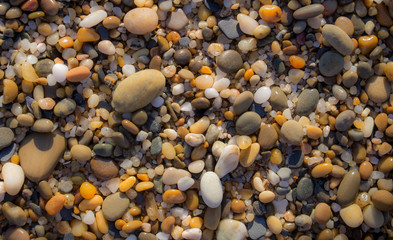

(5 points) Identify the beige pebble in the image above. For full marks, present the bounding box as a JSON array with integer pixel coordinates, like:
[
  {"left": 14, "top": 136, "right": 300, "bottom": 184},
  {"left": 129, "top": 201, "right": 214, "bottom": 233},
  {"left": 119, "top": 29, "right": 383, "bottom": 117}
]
[
  {"left": 259, "top": 191, "right": 275, "bottom": 203},
  {"left": 339, "top": 204, "right": 363, "bottom": 228},
  {"left": 266, "top": 215, "right": 282, "bottom": 234},
  {"left": 71, "top": 144, "right": 92, "bottom": 162}
]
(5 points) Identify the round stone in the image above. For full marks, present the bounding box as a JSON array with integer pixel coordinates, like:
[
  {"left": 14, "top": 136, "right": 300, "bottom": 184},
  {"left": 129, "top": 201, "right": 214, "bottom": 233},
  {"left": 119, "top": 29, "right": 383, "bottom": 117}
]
[
  {"left": 236, "top": 111, "right": 262, "bottom": 135},
  {"left": 123, "top": 8, "right": 158, "bottom": 35},
  {"left": 294, "top": 88, "right": 319, "bottom": 116},
  {"left": 0, "top": 127, "right": 14, "bottom": 150},
  {"left": 112, "top": 69, "right": 166, "bottom": 113},
  {"left": 233, "top": 91, "right": 253, "bottom": 115},
  {"left": 70, "top": 144, "right": 92, "bottom": 162},
  {"left": 335, "top": 110, "right": 355, "bottom": 132},
  {"left": 319, "top": 51, "right": 344, "bottom": 77},
  {"left": 363, "top": 205, "right": 384, "bottom": 228},
  {"left": 35, "top": 59, "right": 54, "bottom": 77},
  {"left": 281, "top": 120, "right": 303, "bottom": 145},
  {"left": 216, "top": 50, "right": 243, "bottom": 73},
  {"left": 216, "top": 219, "right": 248, "bottom": 240},
  {"left": 258, "top": 124, "right": 278, "bottom": 149},
  {"left": 90, "top": 157, "right": 119, "bottom": 180},
  {"left": 365, "top": 76, "right": 391, "bottom": 103},
  {"left": 296, "top": 177, "right": 313, "bottom": 201},
  {"left": 174, "top": 49, "right": 192, "bottom": 65},
  {"left": 269, "top": 86, "right": 288, "bottom": 111},
  {"left": 102, "top": 192, "right": 130, "bottom": 221},
  {"left": 371, "top": 190, "right": 393, "bottom": 211},
  {"left": 314, "top": 203, "right": 331, "bottom": 225},
  {"left": 336, "top": 170, "right": 360, "bottom": 206}
]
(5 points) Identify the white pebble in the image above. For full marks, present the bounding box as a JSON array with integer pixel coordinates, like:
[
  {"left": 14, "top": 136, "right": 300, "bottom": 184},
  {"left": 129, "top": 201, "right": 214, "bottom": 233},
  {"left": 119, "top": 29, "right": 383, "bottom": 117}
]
[
  {"left": 267, "top": 170, "right": 280, "bottom": 185},
  {"left": 98, "top": 40, "right": 116, "bottom": 55},
  {"left": 52, "top": 63, "right": 68, "bottom": 83},
  {"left": 122, "top": 64, "right": 136, "bottom": 76},
  {"left": 1, "top": 163, "right": 25, "bottom": 196},
  {"left": 251, "top": 60, "right": 267, "bottom": 76},
  {"left": 79, "top": 10, "right": 108, "bottom": 28},
  {"left": 254, "top": 86, "right": 271, "bottom": 104},
  {"left": 204, "top": 88, "right": 219, "bottom": 99},
  {"left": 200, "top": 171, "right": 223, "bottom": 208},
  {"left": 172, "top": 84, "right": 185, "bottom": 95},
  {"left": 237, "top": 13, "right": 258, "bottom": 35},
  {"left": 106, "top": 178, "right": 121, "bottom": 193},
  {"left": 82, "top": 211, "right": 95, "bottom": 225},
  {"left": 213, "top": 78, "right": 230, "bottom": 92},
  {"left": 182, "top": 228, "right": 202, "bottom": 240},
  {"left": 177, "top": 176, "right": 195, "bottom": 191},
  {"left": 214, "top": 145, "right": 240, "bottom": 178}
]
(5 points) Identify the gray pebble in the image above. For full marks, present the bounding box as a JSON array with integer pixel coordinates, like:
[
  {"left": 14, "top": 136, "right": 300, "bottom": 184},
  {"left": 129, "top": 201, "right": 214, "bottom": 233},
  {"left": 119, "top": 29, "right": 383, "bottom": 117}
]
[
  {"left": 247, "top": 217, "right": 267, "bottom": 239},
  {"left": 58, "top": 181, "right": 73, "bottom": 193},
  {"left": 294, "top": 89, "right": 319, "bottom": 116},
  {"left": 150, "top": 136, "right": 162, "bottom": 156},
  {"left": 277, "top": 167, "right": 291, "bottom": 181},
  {"left": 0, "top": 143, "right": 16, "bottom": 162},
  {"left": 296, "top": 177, "right": 313, "bottom": 201},
  {"left": 218, "top": 18, "right": 242, "bottom": 40},
  {"left": 93, "top": 143, "right": 113, "bottom": 157},
  {"left": 0, "top": 127, "right": 14, "bottom": 150}
]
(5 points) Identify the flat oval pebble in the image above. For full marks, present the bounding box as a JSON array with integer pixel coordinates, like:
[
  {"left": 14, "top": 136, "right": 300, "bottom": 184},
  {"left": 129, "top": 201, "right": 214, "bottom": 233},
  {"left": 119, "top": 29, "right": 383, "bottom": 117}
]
[
  {"left": 200, "top": 171, "right": 223, "bottom": 208},
  {"left": 322, "top": 24, "right": 354, "bottom": 55},
  {"left": 293, "top": 4, "right": 324, "bottom": 19},
  {"left": 3, "top": 202, "right": 27, "bottom": 226},
  {"left": 236, "top": 111, "right": 262, "bottom": 135},
  {"left": 233, "top": 91, "right": 253, "bottom": 115},
  {"left": 0, "top": 127, "right": 14, "bottom": 150},
  {"left": 281, "top": 120, "right": 303, "bottom": 145},
  {"left": 112, "top": 69, "right": 165, "bottom": 113},
  {"left": 216, "top": 219, "right": 247, "bottom": 240},
  {"left": 66, "top": 66, "right": 90, "bottom": 82},
  {"left": 162, "top": 167, "right": 191, "bottom": 185},
  {"left": 258, "top": 124, "right": 278, "bottom": 149},
  {"left": 269, "top": 87, "right": 288, "bottom": 111},
  {"left": 79, "top": 10, "right": 107, "bottom": 28},
  {"left": 365, "top": 76, "right": 391, "bottom": 103},
  {"left": 337, "top": 170, "right": 360, "bottom": 206},
  {"left": 2, "top": 163, "right": 24, "bottom": 196},
  {"left": 124, "top": 8, "right": 158, "bottom": 35},
  {"left": 102, "top": 192, "right": 130, "bottom": 221},
  {"left": 335, "top": 110, "right": 355, "bottom": 132},
  {"left": 295, "top": 89, "right": 319, "bottom": 116},
  {"left": 319, "top": 51, "right": 344, "bottom": 77},
  {"left": 371, "top": 190, "right": 393, "bottom": 211},
  {"left": 363, "top": 205, "right": 384, "bottom": 228}
]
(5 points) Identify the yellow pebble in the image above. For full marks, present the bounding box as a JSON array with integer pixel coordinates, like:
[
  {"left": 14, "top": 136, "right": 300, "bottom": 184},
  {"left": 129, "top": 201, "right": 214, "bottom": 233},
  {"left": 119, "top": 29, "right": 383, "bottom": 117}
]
[
  {"left": 137, "top": 173, "right": 149, "bottom": 181},
  {"left": 119, "top": 176, "right": 136, "bottom": 192},
  {"left": 135, "top": 181, "right": 154, "bottom": 192},
  {"left": 96, "top": 210, "right": 109, "bottom": 234},
  {"left": 275, "top": 115, "right": 286, "bottom": 126},
  {"left": 199, "top": 66, "right": 212, "bottom": 74},
  {"left": 190, "top": 217, "right": 203, "bottom": 228},
  {"left": 90, "top": 120, "right": 103, "bottom": 129},
  {"left": 80, "top": 182, "right": 96, "bottom": 200},
  {"left": 10, "top": 155, "right": 19, "bottom": 164},
  {"left": 122, "top": 220, "right": 143, "bottom": 233},
  {"left": 115, "top": 219, "right": 126, "bottom": 230}
]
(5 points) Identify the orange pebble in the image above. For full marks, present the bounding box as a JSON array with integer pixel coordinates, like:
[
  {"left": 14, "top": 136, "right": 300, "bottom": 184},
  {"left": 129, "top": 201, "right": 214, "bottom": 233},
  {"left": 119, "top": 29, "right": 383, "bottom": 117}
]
[
  {"left": 167, "top": 31, "right": 181, "bottom": 44},
  {"left": 45, "top": 194, "right": 66, "bottom": 215},
  {"left": 259, "top": 5, "right": 282, "bottom": 23},
  {"left": 80, "top": 182, "right": 96, "bottom": 200},
  {"left": 190, "top": 217, "right": 203, "bottom": 228},
  {"left": 58, "top": 36, "right": 74, "bottom": 48},
  {"left": 289, "top": 56, "right": 306, "bottom": 69},
  {"left": 115, "top": 219, "right": 126, "bottom": 230},
  {"left": 10, "top": 155, "right": 19, "bottom": 164},
  {"left": 244, "top": 68, "right": 254, "bottom": 81},
  {"left": 137, "top": 173, "right": 149, "bottom": 181}
]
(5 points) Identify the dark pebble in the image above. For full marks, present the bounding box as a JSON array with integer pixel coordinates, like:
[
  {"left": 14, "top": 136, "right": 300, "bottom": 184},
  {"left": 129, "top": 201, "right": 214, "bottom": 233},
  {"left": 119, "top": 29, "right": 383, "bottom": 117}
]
[{"left": 286, "top": 150, "right": 304, "bottom": 169}]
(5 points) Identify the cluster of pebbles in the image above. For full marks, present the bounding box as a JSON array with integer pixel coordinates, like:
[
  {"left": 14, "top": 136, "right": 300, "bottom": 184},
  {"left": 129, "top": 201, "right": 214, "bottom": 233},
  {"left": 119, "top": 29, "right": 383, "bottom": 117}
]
[{"left": 2, "top": 0, "right": 393, "bottom": 239}]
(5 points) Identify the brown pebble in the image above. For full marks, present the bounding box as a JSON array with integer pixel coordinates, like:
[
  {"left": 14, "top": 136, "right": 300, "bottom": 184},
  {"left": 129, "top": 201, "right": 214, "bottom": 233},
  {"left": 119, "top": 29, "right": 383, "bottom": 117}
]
[
  {"left": 230, "top": 199, "right": 245, "bottom": 213},
  {"left": 372, "top": 190, "right": 393, "bottom": 211},
  {"left": 162, "top": 189, "right": 186, "bottom": 204},
  {"left": 359, "top": 161, "right": 373, "bottom": 180},
  {"left": 378, "top": 156, "right": 393, "bottom": 173},
  {"left": 45, "top": 194, "right": 66, "bottom": 215},
  {"left": 161, "top": 216, "right": 175, "bottom": 234},
  {"left": 314, "top": 203, "right": 331, "bottom": 225}
]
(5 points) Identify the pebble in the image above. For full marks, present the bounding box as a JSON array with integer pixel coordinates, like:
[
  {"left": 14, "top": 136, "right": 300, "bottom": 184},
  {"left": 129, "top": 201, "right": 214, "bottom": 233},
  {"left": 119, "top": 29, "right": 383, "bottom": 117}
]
[
  {"left": 4, "top": 227, "right": 30, "bottom": 240},
  {"left": 167, "top": 8, "right": 188, "bottom": 30},
  {"left": 79, "top": 10, "right": 107, "bottom": 28},
  {"left": 295, "top": 89, "right": 319, "bottom": 116},
  {"left": 2, "top": 202, "right": 27, "bottom": 226},
  {"left": 233, "top": 91, "right": 253, "bottom": 115},
  {"left": 365, "top": 76, "right": 391, "bottom": 103},
  {"left": 378, "top": 156, "right": 393, "bottom": 173},
  {"left": 363, "top": 205, "right": 384, "bottom": 228},
  {"left": 281, "top": 120, "right": 303, "bottom": 145},
  {"left": 53, "top": 98, "right": 76, "bottom": 117},
  {"left": 259, "top": 191, "right": 275, "bottom": 203},
  {"left": 162, "top": 189, "right": 186, "bottom": 204},
  {"left": 293, "top": 4, "right": 324, "bottom": 20},
  {"left": 216, "top": 219, "right": 247, "bottom": 240},
  {"left": 314, "top": 203, "right": 332, "bottom": 225},
  {"left": 19, "top": 132, "right": 66, "bottom": 182},
  {"left": 335, "top": 110, "right": 355, "bottom": 132},
  {"left": 266, "top": 216, "right": 282, "bottom": 234},
  {"left": 218, "top": 18, "right": 242, "bottom": 40},
  {"left": 40, "top": 0, "right": 58, "bottom": 15},
  {"left": 0, "top": 127, "right": 14, "bottom": 150},
  {"left": 124, "top": 8, "right": 158, "bottom": 35},
  {"left": 3, "top": 79, "right": 18, "bottom": 104},
  {"left": 319, "top": 51, "right": 344, "bottom": 77},
  {"left": 70, "top": 144, "right": 92, "bottom": 162},
  {"left": 296, "top": 177, "right": 313, "bottom": 201},
  {"left": 90, "top": 158, "right": 118, "bottom": 180},
  {"left": 32, "top": 119, "right": 54, "bottom": 132},
  {"left": 254, "top": 87, "right": 271, "bottom": 104},
  {"left": 200, "top": 172, "right": 223, "bottom": 208},
  {"left": 259, "top": 5, "right": 282, "bottom": 23},
  {"left": 2, "top": 162, "right": 24, "bottom": 196},
  {"left": 371, "top": 190, "right": 393, "bottom": 211},
  {"left": 112, "top": 69, "right": 165, "bottom": 113},
  {"left": 339, "top": 204, "right": 363, "bottom": 228},
  {"left": 52, "top": 63, "right": 68, "bottom": 83},
  {"left": 66, "top": 66, "right": 90, "bottom": 82},
  {"left": 337, "top": 170, "right": 360, "bottom": 206},
  {"left": 162, "top": 167, "right": 191, "bottom": 185},
  {"left": 258, "top": 124, "right": 278, "bottom": 149},
  {"left": 45, "top": 194, "right": 66, "bottom": 215},
  {"left": 214, "top": 145, "right": 240, "bottom": 178},
  {"left": 35, "top": 59, "right": 54, "bottom": 77},
  {"left": 236, "top": 111, "right": 262, "bottom": 135},
  {"left": 311, "top": 163, "right": 333, "bottom": 178},
  {"left": 98, "top": 40, "right": 116, "bottom": 55},
  {"left": 0, "top": 143, "right": 16, "bottom": 162},
  {"left": 216, "top": 50, "right": 243, "bottom": 73},
  {"left": 247, "top": 217, "right": 266, "bottom": 239},
  {"left": 269, "top": 87, "right": 288, "bottom": 111},
  {"left": 237, "top": 13, "right": 258, "bottom": 35},
  {"left": 93, "top": 143, "right": 113, "bottom": 157},
  {"left": 102, "top": 192, "right": 130, "bottom": 221},
  {"left": 322, "top": 24, "right": 354, "bottom": 55}
]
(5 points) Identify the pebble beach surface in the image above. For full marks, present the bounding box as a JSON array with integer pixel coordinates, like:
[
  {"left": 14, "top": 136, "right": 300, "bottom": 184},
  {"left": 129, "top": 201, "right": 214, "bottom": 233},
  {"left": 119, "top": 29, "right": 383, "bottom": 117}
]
[{"left": 1, "top": 0, "right": 393, "bottom": 239}]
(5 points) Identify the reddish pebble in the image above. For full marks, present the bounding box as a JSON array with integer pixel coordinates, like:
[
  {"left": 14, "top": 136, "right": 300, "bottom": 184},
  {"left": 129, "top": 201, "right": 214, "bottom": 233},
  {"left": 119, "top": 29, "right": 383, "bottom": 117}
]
[
  {"left": 45, "top": 194, "right": 66, "bottom": 215},
  {"left": 21, "top": 0, "right": 39, "bottom": 11},
  {"left": 66, "top": 66, "right": 91, "bottom": 82}
]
